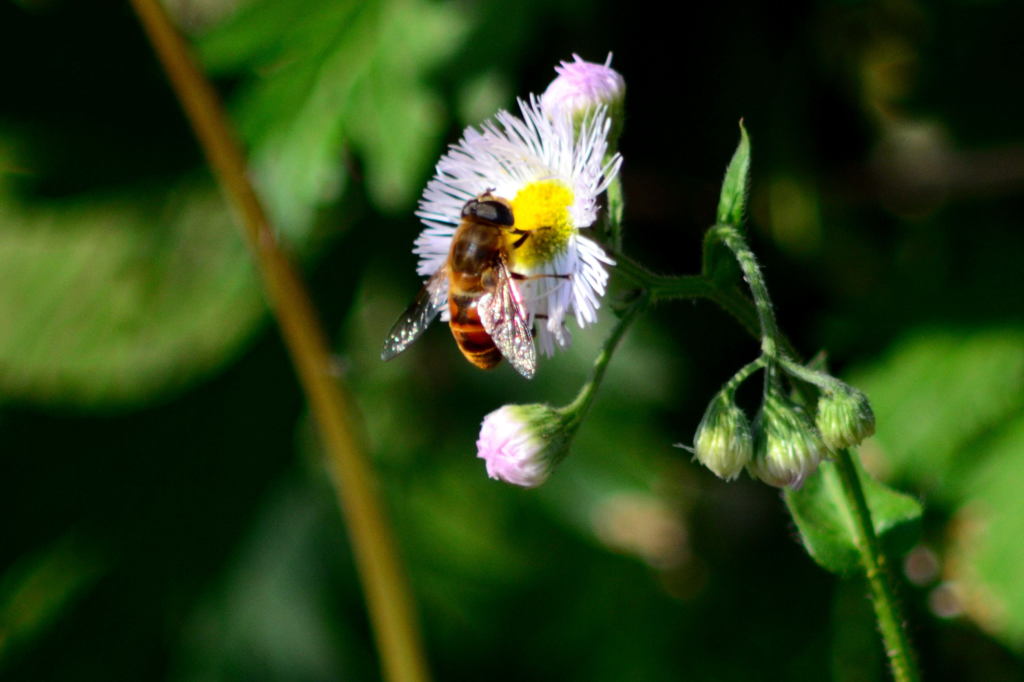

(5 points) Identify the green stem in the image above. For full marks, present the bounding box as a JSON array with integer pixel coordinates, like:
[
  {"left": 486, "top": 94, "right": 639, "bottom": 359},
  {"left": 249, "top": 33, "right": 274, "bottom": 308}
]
[
  {"left": 562, "top": 292, "right": 648, "bottom": 427},
  {"left": 778, "top": 356, "right": 850, "bottom": 394},
  {"left": 709, "top": 224, "right": 783, "bottom": 358},
  {"left": 129, "top": 3, "right": 430, "bottom": 681},
  {"left": 834, "top": 451, "right": 921, "bottom": 682},
  {"left": 612, "top": 251, "right": 711, "bottom": 301},
  {"left": 722, "top": 357, "right": 765, "bottom": 394}
]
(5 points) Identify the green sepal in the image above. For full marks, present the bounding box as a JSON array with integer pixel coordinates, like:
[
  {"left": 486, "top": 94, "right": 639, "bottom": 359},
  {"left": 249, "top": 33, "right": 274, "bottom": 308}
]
[
  {"left": 785, "top": 454, "right": 922, "bottom": 574},
  {"left": 716, "top": 120, "right": 751, "bottom": 227}
]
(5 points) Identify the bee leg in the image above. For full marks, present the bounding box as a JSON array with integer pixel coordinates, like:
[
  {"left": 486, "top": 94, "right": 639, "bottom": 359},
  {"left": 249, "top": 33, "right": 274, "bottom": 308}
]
[
  {"left": 528, "top": 314, "right": 547, "bottom": 338},
  {"left": 510, "top": 272, "right": 571, "bottom": 281},
  {"left": 509, "top": 225, "right": 557, "bottom": 250},
  {"left": 510, "top": 229, "right": 531, "bottom": 249}
]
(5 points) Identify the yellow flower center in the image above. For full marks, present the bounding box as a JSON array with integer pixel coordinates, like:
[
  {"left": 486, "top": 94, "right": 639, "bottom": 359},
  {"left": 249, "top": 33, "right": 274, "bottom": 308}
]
[{"left": 507, "top": 180, "right": 575, "bottom": 269}]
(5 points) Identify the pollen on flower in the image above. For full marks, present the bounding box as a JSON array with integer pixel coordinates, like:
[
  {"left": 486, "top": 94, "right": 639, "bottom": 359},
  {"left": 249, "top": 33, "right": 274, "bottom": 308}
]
[{"left": 509, "top": 180, "right": 575, "bottom": 269}]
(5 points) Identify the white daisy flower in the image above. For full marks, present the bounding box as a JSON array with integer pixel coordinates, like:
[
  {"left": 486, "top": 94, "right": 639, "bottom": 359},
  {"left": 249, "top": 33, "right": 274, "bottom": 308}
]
[{"left": 413, "top": 95, "right": 622, "bottom": 357}]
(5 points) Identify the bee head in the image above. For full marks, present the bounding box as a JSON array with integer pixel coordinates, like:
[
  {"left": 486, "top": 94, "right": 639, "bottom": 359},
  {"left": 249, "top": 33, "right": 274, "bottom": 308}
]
[{"left": 462, "top": 193, "right": 514, "bottom": 227}]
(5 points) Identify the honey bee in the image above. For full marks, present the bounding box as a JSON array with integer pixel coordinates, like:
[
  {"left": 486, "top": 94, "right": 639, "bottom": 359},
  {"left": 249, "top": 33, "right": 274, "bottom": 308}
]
[{"left": 381, "top": 192, "right": 537, "bottom": 378}]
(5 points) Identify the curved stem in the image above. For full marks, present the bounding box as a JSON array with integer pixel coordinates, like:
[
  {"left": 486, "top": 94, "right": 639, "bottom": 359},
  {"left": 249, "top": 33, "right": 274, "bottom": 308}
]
[
  {"left": 834, "top": 451, "right": 921, "bottom": 682},
  {"left": 722, "top": 357, "right": 765, "bottom": 394},
  {"left": 709, "top": 224, "right": 782, "bottom": 358},
  {"left": 129, "top": 3, "right": 430, "bottom": 681},
  {"left": 778, "top": 356, "right": 851, "bottom": 394}
]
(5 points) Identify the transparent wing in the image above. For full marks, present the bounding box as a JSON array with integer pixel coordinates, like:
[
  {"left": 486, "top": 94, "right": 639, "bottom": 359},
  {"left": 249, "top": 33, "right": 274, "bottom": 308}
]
[
  {"left": 479, "top": 256, "right": 537, "bottom": 379},
  {"left": 381, "top": 269, "right": 448, "bottom": 361}
]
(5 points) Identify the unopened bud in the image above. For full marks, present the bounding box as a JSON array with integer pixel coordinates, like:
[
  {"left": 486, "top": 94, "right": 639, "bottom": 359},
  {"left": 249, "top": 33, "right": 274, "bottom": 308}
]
[
  {"left": 748, "top": 395, "right": 827, "bottom": 489},
  {"left": 692, "top": 390, "right": 753, "bottom": 480},
  {"left": 540, "top": 54, "right": 625, "bottom": 146},
  {"left": 816, "top": 385, "right": 876, "bottom": 450},
  {"left": 476, "top": 403, "right": 573, "bottom": 488}
]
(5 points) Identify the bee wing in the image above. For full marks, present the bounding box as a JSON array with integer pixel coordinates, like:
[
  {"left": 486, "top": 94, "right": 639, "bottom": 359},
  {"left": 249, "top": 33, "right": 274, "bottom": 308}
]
[
  {"left": 479, "top": 256, "right": 537, "bottom": 379},
  {"left": 381, "top": 269, "right": 449, "bottom": 361}
]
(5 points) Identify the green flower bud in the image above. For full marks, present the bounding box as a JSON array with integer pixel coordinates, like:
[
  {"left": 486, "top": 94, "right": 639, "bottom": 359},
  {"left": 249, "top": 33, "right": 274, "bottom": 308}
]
[
  {"left": 693, "top": 390, "right": 753, "bottom": 480},
  {"left": 748, "top": 395, "right": 827, "bottom": 489},
  {"left": 816, "top": 385, "right": 876, "bottom": 450}
]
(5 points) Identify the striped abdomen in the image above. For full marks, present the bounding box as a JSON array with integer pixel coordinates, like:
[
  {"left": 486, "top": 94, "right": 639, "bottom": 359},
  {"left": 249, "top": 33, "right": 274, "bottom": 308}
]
[
  {"left": 449, "top": 293, "right": 501, "bottom": 369},
  {"left": 445, "top": 204, "right": 511, "bottom": 370}
]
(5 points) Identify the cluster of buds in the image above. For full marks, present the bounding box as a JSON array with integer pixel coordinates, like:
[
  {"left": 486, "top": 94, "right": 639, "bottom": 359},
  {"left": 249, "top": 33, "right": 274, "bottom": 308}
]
[{"left": 690, "top": 361, "right": 876, "bottom": 489}]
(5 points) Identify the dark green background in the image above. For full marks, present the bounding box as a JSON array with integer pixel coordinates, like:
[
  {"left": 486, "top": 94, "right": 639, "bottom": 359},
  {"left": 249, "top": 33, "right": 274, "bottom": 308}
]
[{"left": 2, "top": 0, "right": 1022, "bottom": 679}]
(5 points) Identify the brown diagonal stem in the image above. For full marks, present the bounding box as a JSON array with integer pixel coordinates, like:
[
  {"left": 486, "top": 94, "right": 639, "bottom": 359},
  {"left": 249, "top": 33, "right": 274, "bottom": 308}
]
[{"left": 129, "top": 2, "right": 429, "bottom": 680}]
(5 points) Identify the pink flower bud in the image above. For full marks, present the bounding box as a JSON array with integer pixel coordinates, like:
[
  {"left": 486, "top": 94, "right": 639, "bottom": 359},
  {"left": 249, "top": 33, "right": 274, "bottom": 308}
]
[{"left": 476, "top": 404, "right": 572, "bottom": 488}]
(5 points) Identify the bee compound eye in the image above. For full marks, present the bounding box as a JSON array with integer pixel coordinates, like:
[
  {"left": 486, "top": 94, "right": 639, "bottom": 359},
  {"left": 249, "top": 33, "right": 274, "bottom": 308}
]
[
  {"left": 474, "top": 201, "right": 513, "bottom": 226},
  {"left": 462, "top": 195, "right": 514, "bottom": 226},
  {"left": 488, "top": 201, "right": 514, "bottom": 226}
]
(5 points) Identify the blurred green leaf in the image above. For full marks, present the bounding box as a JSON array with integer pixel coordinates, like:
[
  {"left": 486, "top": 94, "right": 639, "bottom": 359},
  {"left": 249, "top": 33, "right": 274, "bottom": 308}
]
[
  {"left": 0, "top": 534, "right": 104, "bottom": 668},
  {"left": 716, "top": 120, "right": 750, "bottom": 227},
  {"left": 197, "top": 0, "right": 469, "bottom": 236},
  {"left": 0, "top": 178, "right": 263, "bottom": 405},
  {"left": 852, "top": 328, "right": 1024, "bottom": 497},
  {"left": 785, "top": 456, "right": 922, "bottom": 574},
  {"left": 955, "top": 414, "right": 1024, "bottom": 650},
  {"left": 455, "top": 69, "right": 512, "bottom": 128}
]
